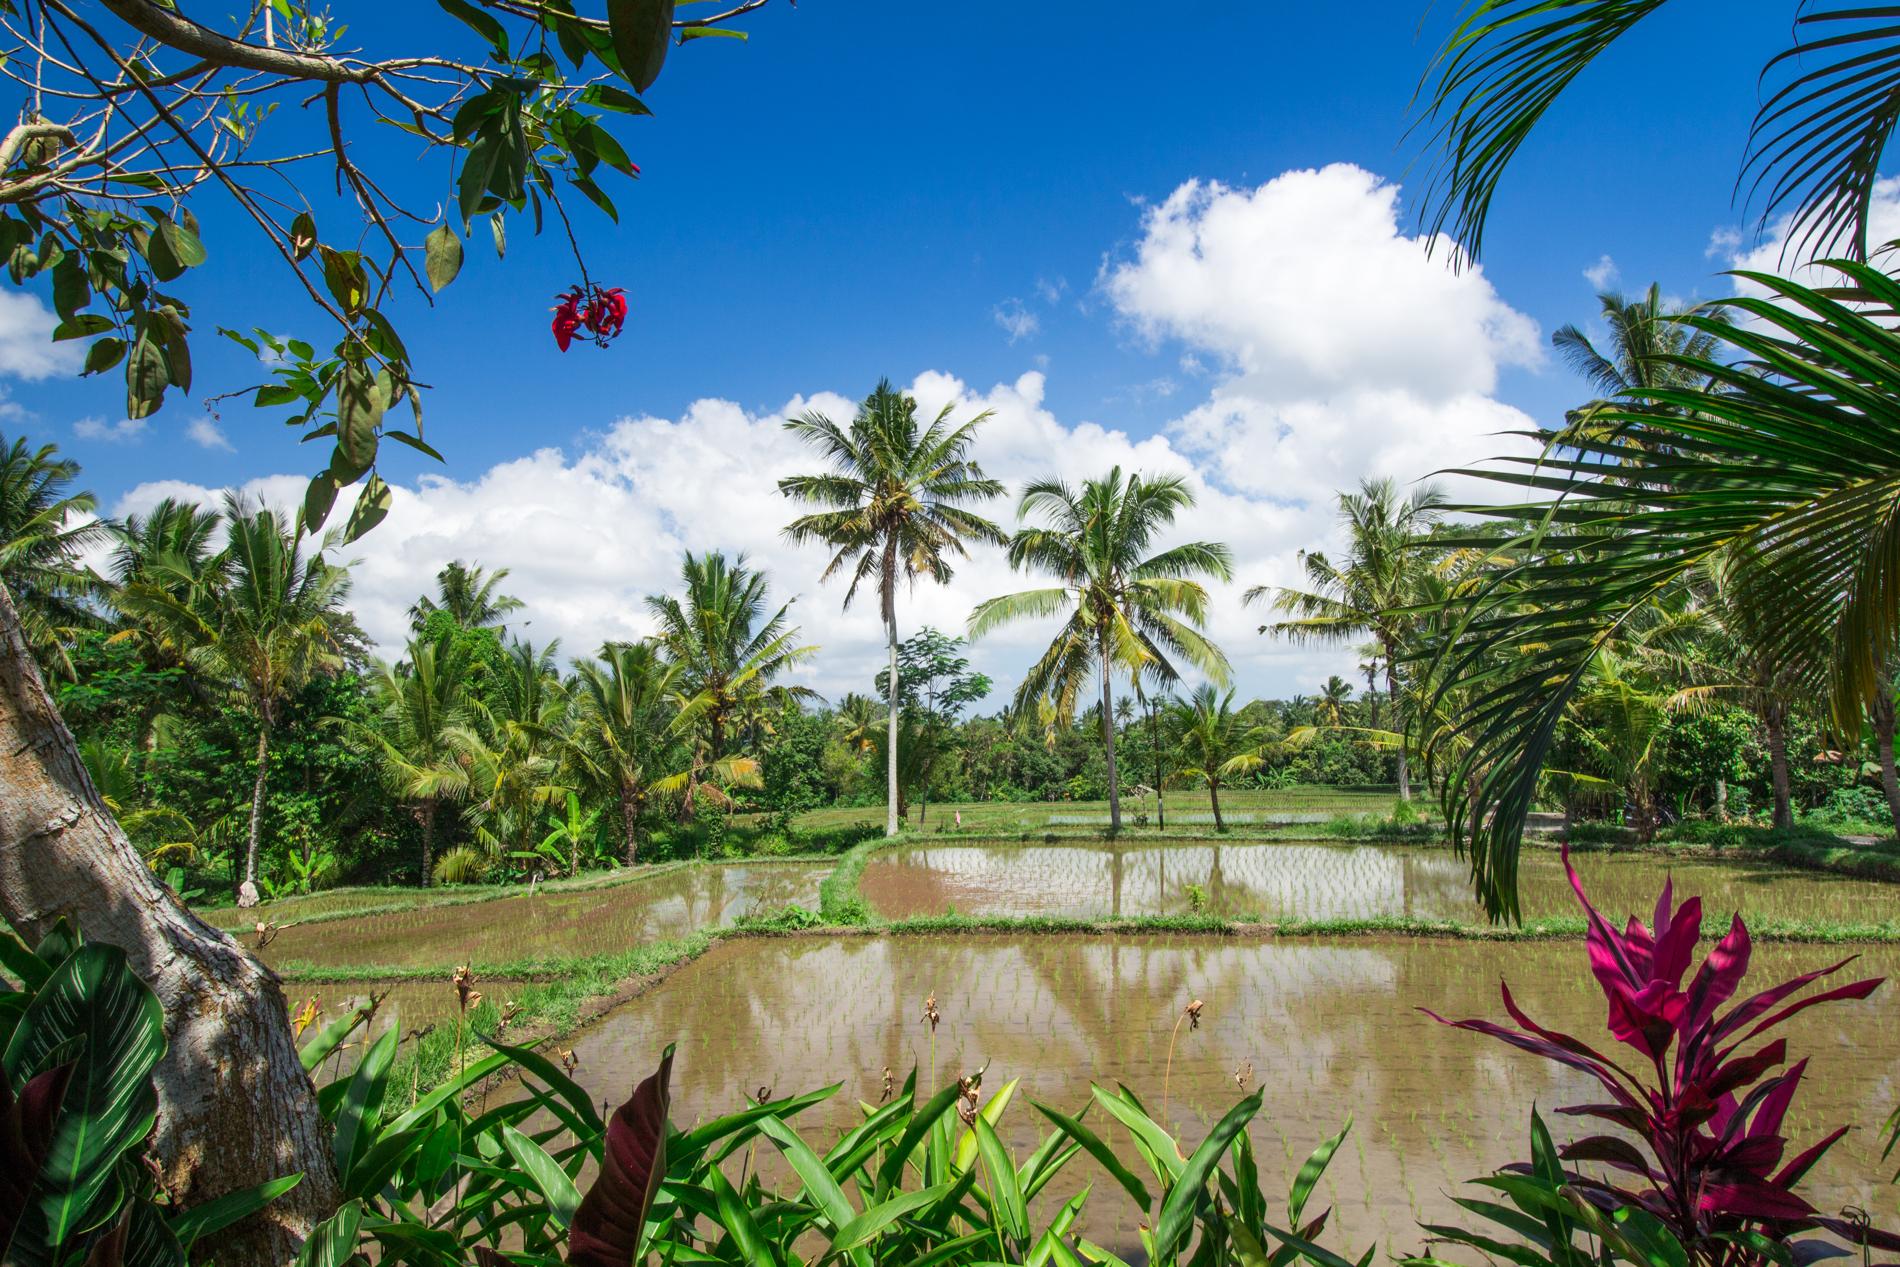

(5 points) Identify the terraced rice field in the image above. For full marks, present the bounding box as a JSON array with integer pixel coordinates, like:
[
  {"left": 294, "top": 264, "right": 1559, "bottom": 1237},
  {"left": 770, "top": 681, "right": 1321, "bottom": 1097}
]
[
  {"left": 860, "top": 839, "right": 1899, "bottom": 924},
  {"left": 251, "top": 862, "right": 824, "bottom": 971},
  {"left": 786, "top": 786, "right": 1410, "bottom": 836},
  {"left": 565, "top": 932, "right": 1900, "bottom": 1257}
]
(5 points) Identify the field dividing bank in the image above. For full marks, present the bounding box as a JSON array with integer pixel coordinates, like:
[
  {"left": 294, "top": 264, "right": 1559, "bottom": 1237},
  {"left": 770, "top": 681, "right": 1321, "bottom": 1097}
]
[{"left": 783, "top": 785, "right": 1417, "bottom": 835}]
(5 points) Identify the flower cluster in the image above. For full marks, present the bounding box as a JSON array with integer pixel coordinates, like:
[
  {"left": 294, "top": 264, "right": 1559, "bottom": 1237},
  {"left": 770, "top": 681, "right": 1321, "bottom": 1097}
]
[
  {"left": 551, "top": 283, "right": 628, "bottom": 351},
  {"left": 1425, "top": 847, "right": 1894, "bottom": 1258}
]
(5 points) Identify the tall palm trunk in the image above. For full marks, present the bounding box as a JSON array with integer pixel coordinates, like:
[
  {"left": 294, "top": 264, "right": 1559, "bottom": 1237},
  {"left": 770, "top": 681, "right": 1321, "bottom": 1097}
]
[
  {"left": 1099, "top": 640, "right": 1122, "bottom": 833},
  {"left": 418, "top": 799, "right": 436, "bottom": 887},
  {"left": 883, "top": 550, "right": 900, "bottom": 839},
  {"left": 1873, "top": 668, "right": 1900, "bottom": 837},
  {"left": 620, "top": 779, "right": 641, "bottom": 866},
  {"left": 1149, "top": 706, "right": 1166, "bottom": 830},
  {"left": 1765, "top": 701, "right": 1794, "bottom": 831},
  {"left": 240, "top": 713, "right": 272, "bottom": 906},
  {"left": 0, "top": 582, "right": 341, "bottom": 1265},
  {"left": 1208, "top": 779, "right": 1224, "bottom": 832},
  {"left": 1384, "top": 651, "right": 1410, "bottom": 801}
]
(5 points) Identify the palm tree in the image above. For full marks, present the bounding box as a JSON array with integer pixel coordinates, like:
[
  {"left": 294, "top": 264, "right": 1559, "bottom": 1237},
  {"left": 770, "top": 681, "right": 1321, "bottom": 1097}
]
[
  {"left": 567, "top": 640, "right": 746, "bottom": 865},
  {"left": 439, "top": 639, "right": 567, "bottom": 883},
  {"left": 1416, "top": 3, "right": 1900, "bottom": 264},
  {"left": 1249, "top": 477, "right": 1446, "bottom": 801},
  {"left": 117, "top": 499, "right": 352, "bottom": 904},
  {"left": 969, "top": 468, "right": 1232, "bottom": 832},
  {"left": 779, "top": 380, "right": 1005, "bottom": 837},
  {"left": 110, "top": 496, "right": 223, "bottom": 591},
  {"left": 646, "top": 551, "right": 814, "bottom": 763},
  {"left": 1550, "top": 285, "right": 1731, "bottom": 456},
  {"left": 408, "top": 559, "right": 523, "bottom": 632},
  {"left": 835, "top": 692, "right": 881, "bottom": 753},
  {"left": 348, "top": 628, "right": 475, "bottom": 886},
  {"left": 1315, "top": 675, "right": 1356, "bottom": 727},
  {"left": 1165, "top": 685, "right": 1270, "bottom": 832},
  {"left": 0, "top": 435, "right": 106, "bottom": 675}
]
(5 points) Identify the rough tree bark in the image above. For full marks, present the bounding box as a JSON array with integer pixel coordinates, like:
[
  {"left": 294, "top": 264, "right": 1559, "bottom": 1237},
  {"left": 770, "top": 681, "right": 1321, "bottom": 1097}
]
[
  {"left": 417, "top": 798, "right": 435, "bottom": 887},
  {"left": 1384, "top": 654, "right": 1411, "bottom": 802},
  {"left": 882, "top": 539, "right": 900, "bottom": 840},
  {"left": 239, "top": 717, "right": 271, "bottom": 906},
  {"left": 1208, "top": 780, "right": 1224, "bottom": 833},
  {"left": 620, "top": 781, "right": 641, "bottom": 866},
  {"left": 1765, "top": 701, "right": 1794, "bottom": 831},
  {"left": 1099, "top": 641, "right": 1122, "bottom": 833},
  {"left": 0, "top": 583, "right": 340, "bottom": 1265},
  {"left": 1874, "top": 668, "right": 1900, "bottom": 838}
]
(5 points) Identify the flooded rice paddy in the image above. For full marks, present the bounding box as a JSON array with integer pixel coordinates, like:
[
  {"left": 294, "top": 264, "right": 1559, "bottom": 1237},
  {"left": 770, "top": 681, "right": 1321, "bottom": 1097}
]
[
  {"left": 860, "top": 840, "right": 1898, "bottom": 924},
  {"left": 256, "top": 862, "right": 824, "bottom": 970},
  {"left": 569, "top": 932, "right": 1900, "bottom": 1256}
]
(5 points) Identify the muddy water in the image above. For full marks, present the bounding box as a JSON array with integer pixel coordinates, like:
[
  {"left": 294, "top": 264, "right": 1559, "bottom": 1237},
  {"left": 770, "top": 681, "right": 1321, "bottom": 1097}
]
[
  {"left": 260, "top": 863, "right": 824, "bottom": 970},
  {"left": 861, "top": 841, "right": 1898, "bottom": 925},
  {"left": 571, "top": 933, "right": 1900, "bottom": 1257}
]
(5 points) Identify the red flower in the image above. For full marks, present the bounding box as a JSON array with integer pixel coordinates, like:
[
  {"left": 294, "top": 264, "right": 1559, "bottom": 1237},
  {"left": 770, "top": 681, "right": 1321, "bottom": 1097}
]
[{"left": 550, "top": 282, "right": 629, "bottom": 351}]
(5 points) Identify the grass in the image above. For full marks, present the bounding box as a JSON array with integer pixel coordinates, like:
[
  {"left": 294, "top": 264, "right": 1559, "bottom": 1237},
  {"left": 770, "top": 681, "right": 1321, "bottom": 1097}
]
[
  {"left": 1562, "top": 822, "right": 1900, "bottom": 883},
  {"left": 787, "top": 785, "right": 1414, "bottom": 836}
]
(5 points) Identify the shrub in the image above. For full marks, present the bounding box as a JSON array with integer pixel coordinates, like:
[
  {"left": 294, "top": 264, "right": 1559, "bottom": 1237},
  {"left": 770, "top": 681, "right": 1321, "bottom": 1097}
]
[{"left": 1420, "top": 848, "right": 1898, "bottom": 1267}]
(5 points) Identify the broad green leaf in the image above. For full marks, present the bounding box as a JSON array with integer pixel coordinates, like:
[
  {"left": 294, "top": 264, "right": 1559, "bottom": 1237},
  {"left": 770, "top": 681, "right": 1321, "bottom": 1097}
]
[
  {"left": 830, "top": 1181, "right": 959, "bottom": 1255},
  {"left": 972, "top": 1115, "right": 1027, "bottom": 1246},
  {"left": 953, "top": 1076, "right": 1018, "bottom": 1171},
  {"left": 342, "top": 474, "right": 392, "bottom": 543},
  {"left": 606, "top": 0, "right": 675, "bottom": 93},
  {"left": 296, "top": 1199, "right": 363, "bottom": 1267},
  {"left": 501, "top": 1123, "right": 582, "bottom": 1225},
  {"left": 1289, "top": 1116, "right": 1351, "bottom": 1226},
  {"left": 1152, "top": 1088, "right": 1262, "bottom": 1262},
  {"left": 423, "top": 224, "right": 463, "bottom": 292},
  {"left": 169, "top": 1175, "right": 303, "bottom": 1250},
  {"left": 332, "top": 1025, "right": 397, "bottom": 1181},
  {"left": 1032, "top": 1099, "right": 1152, "bottom": 1210}
]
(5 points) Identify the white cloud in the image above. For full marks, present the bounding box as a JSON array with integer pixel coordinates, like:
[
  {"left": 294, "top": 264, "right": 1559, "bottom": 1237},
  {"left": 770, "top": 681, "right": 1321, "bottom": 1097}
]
[
  {"left": 1714, "top": 176, "right": 1900, "bottom": 283},
  {"left": 0, "top": 291, "right": 81, "bottom": 381},
  {"left": 1584, "top": 254, "right": 1619, "bottom": 289},
  {"left": 1035, "top": 276, "right": 1068, "bottom": 305},
  {"left": 992, "top": 298, "right": 1040, "bottom": 344},
  {"left": 111, "top": 370, "right": 1353, "bottom": 704},
  {"left": 1100, "top": 163, "right": 1544, "bottom": 504},
  {"left": 75, "top": 416, "right": 147, "bottom": 443},
  {"left": 186, "top": 417, "right": 235, "bottom": 452}
]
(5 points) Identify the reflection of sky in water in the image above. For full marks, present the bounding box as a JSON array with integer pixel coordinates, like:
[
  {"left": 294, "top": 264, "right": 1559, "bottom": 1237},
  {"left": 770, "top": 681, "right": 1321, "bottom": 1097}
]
[
  {"left": 862, "top": 843, "right": 1900, "bottom": 925},
  {"left": 260, "top": 862, "right": 826, "bottom": 969},
  {"left": 574, "top": 933, "right": 1900, "bottom": 1258}
]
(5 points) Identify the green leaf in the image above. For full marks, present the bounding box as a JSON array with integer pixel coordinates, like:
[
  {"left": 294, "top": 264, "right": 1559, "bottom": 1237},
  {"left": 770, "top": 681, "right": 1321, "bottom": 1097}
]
[
  {"left": 169, "top": 1175, "right": 303, "bottom": 1251},
  {"left": 580, "top": 84, "right": 652, "bottom": 115},
  {"left": 51, "top": 254, "right": 88, "bottom": 320},
  {"left": 1152, "top": 1089, "right": 1263, "bottom": 1261},
  {"left": 342, "top": 473, "right": 392, "bottom": 544},
  {"left": 1288, "top": 1116, "right": 1351, "bottom": 1226},
  {"left": 501, "top": 1122, "right": 583, "bottom": 1225},
  {"left": 335, "top": 364, "right": 383, "bottom": 471},
  {"left": 331, "top": 1026, "right": 397, "bottom": 1182},
  {"left": 438, "top": 0, "right": 509, "bottom": 58},
  {"left": 3, "top": 944, "right": 166, "bottom": 1252},
  {"left": 973, "top": 1115, "right": 1028, "bottom": 1246},
  {"left": 82, "top": 337, "right": 125, "bottom": 375},
  {"left": 1032, "top": 1099, "right": 1153, "bottom": 1211},
  {"left": 123, "top": 321, "right": 170, "bottom": 419},
  {"left": 385, "top": 429, "right": 443, "bottom": 462},
  {"left": 831, "top": 1181, "right": 960, "bottom": 1255},
  {"left": 318, "top": 246, "right": 368, "bottom": 314},
  {"left": 707, "top": 1163, "right": 780, "bottom": 1267},
  {"left": 289, "top": 211, "right": 318, "bottom": 260},
  {"left": 489, "top": 212, "right": 506, "bottom": 260},
  {"left": 757, "top": 1115, "right": 872, "bottom": 1267},
  {"left": 295, "top": 1199, "right": 362, "bottom": 1267},
  {"left": 423, "top": 224, "right": 463, "bottom": 293},
  {"left": 606, "top": 0, "right": 675, "bottom": 93}
]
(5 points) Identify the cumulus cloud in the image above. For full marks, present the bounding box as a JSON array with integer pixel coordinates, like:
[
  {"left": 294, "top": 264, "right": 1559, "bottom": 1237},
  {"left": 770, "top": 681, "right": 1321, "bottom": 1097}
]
[
  {"left": 0, "top": 291, "right": 81, "bottom": 380},
  {"left": 993, "top": 298, "right": 1040, "bottom": 343},
  {"left": 1101, "top": 163, "right": 1544, "bottom": 503},
  {"left": 186, "top": 417, "right": 235, "bottom": 452},
  {"left": 112, "top": 370, "right": 1352, "bottom": 704},
  {"left": 75, "top": 416, "right": 147, "bottom": 443},
  {"left": 1712, "top": 176, "right": 1900, "bottom": 284},
  {"left": 1584, "top": 254, "right": 1619, "bottom": 289}
]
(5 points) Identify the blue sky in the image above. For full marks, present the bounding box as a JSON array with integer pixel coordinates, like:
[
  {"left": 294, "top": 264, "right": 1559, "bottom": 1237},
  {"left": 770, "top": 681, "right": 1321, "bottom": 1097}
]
[{"left": 0, "top": 1, "right": 1837, "bottom": 703}]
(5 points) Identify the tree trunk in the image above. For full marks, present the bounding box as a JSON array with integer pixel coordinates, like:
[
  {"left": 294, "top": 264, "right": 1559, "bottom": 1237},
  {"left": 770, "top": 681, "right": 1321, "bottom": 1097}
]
[
  {"left": 1384, "top": 655, "right": 1410, "bottom": 802},
  {"left": 418, "top": 799, "right": 435, "bottom": 887},
  {"left": 884, "top": 562, "right": 900, "bottom": 840},
  {"left": 1148, "top": 702, "right": 1165, "bottom": 831},
  {"left": 0, "top": 582, "right": 341, "bottom": 1265},
  {"left": 1714, "top": 778, "right": 1729, "bottom": 824},
  {"left": 620, "top": 782, "right": 641, "bottom": 867},
  {"left": 1099, "top": 642, "right": 1121, "bottom": 833},
  {"left": 1208, "top": 781, "right": 1223, "bottom": 832},
  {"left": 1766, "top": 702, "right": 1794, "bottom": 831},
  {"left": 240, "top": 716, "right": 272, "bottom": 906},
  {"left": 1873, "top": 672, "right": 1900, "bottom": 838}
]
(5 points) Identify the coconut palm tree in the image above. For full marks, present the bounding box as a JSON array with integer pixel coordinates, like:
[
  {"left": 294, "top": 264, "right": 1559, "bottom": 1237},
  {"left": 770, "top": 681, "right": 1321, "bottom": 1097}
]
[
  {"left": 408, "top": 559, "right": 523, "bottom": 632},
  {"left": 1315, "top": 675, "right": 1356, "bottom": 727},
  {"left": 438, "top": 639, "right": 567, "bottom": 883},
  {"left": 347, "top": 627, "right": 475, "bottom": 886},
  {"left": 0, "top": 435, "right": 106, "bottom": 675},
  {"left": 109, "top": 496, "right": 223, "bottom": 591},
  {"left": 646, "top": 550, "right": 815, "bottom": 763},
  {"left": 835, "top": 692, "right": 881, "bottom": 754},
  {"left": 1164, "top": 685, "right": 1270, "bottom": 832},
  {"left": 779, "top": 380, "right": 1005, "bottom": 837},
  {"left": 1249, "top": 477, "right": 1446, "bottom": 801},
  {"left": 969, "top": 468, "right": 1232, "bottom": 832},
  {"left": 567, "top": 640, "right": 752, "bottom": 865},
  {"left": 117, "top": 499, "right": 352, "bottom": 904}
]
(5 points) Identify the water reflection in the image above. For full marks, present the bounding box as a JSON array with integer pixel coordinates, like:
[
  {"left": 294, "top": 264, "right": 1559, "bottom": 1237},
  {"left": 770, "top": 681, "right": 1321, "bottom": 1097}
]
[
  {"left": 573, "top": 933, "right": 1900, "bottom": 1255},
  {"left": 861, "top": 842, "right": 1898, "bottom": 925},
  {"left": 261, "top": 863, "right": 825, "bottom": 970}
]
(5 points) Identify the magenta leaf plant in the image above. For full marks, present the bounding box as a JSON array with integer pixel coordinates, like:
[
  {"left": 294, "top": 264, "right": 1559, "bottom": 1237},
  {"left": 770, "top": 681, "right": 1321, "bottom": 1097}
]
[{"left": 1424, "top": 848, "right": 1900, "bottom": 1267}]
